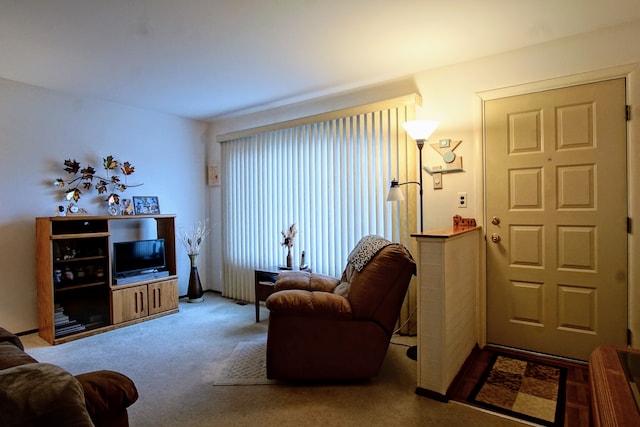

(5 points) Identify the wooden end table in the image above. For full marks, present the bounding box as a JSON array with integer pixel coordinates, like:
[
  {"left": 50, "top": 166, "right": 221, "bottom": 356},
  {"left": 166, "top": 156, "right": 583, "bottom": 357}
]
[{"left": 254, "top": 266, "right": 310, "bottom": 322}]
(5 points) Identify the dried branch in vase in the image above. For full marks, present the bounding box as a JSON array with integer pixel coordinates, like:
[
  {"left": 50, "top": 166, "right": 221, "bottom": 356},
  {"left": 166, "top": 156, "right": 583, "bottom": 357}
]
[
  {"left": 179, "top": 219, "right": 212, "bottom": 256},
  {"left": 280, "top": 223, "right": 297, "bottom": 248}
]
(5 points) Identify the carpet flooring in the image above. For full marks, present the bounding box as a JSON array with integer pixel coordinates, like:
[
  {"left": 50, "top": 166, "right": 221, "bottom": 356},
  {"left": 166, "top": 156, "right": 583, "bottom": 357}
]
[
  {"left": 21, "top": 293, "right": 531, "bottom": 426},
  {"left": 449, "top": 345, "right": 591, "bottom": 427}
]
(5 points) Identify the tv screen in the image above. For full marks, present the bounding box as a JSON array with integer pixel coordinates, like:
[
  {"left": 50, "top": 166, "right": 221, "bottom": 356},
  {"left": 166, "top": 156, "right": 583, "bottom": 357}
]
[{"left": 113, "top": 239, "right": 166, "bottom": 276}]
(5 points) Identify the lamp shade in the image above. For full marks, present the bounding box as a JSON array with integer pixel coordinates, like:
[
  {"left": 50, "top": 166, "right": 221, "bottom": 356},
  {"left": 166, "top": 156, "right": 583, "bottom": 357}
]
[
  {"left": 403, "top": 120, "right": 439, "bottom": 141},
  {"left": 386, "top": 180, "right": 404, "bottom": 201}
]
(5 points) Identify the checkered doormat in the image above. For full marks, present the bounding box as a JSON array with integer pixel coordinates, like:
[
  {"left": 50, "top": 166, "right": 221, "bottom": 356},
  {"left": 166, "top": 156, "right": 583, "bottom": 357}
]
[{"left": 467, "top": 354, "right": 567, "bottom": 426}]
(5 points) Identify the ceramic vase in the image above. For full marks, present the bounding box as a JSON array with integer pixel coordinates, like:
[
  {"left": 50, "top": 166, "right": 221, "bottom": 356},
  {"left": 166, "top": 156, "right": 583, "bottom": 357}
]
[
  {"left": 286, "top": 247, "right": 293, "bottom": 268},
  {"left": 187, "top": 254, "right": 204, "bottom": 303}
]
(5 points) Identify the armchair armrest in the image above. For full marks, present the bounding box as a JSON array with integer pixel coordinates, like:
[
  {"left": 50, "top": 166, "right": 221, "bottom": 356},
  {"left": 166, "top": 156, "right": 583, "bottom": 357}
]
[
  {"left": 266, "top": 289, "right": 352, "bottom": 320},
  {"left": 0, "top": 327, "right": 24, "bottom": 350},
  {"left": 75, "top": 370, "right": 139, "bottom": 421},
  {"left": 274, "top": 271, "right": 340, "bottom": 293}
]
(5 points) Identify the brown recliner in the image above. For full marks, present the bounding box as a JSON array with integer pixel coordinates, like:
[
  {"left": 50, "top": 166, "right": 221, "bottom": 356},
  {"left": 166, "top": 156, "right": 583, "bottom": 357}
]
[
  {"left": 265, "top": 237, "right": 416, "bottom": 381},
  {"left": 0, "top": 327, "right": 138, "bottom": 427}
]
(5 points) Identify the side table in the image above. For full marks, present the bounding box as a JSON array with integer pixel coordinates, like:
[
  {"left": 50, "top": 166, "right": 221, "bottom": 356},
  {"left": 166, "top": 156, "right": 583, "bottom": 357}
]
[{"left": 254, "top": 266, "right": 311, "bottom": 322}]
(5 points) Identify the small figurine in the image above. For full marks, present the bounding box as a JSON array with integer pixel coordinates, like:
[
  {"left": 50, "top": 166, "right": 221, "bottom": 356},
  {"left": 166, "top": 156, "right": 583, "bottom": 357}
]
[
  {"left": 453, "top": 214, "right": 476, "bottom": 230},
  {"left": 299, "top": 250, "right": 306, "bottom": 269}
]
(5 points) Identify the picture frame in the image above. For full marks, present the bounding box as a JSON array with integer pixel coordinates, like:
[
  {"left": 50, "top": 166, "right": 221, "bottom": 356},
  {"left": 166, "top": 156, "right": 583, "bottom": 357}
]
[
  {"left": 120, "top": 199, "right": 134, "bottom": 216},
  {"left": 132, "top": 196, "right": 160, "bottom": 215}
]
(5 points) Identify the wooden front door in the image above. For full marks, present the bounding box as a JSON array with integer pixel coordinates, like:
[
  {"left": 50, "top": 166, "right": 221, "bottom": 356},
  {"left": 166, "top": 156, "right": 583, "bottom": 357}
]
[{"left": 484, "top": 78, "right": 628, "bottom": 360}]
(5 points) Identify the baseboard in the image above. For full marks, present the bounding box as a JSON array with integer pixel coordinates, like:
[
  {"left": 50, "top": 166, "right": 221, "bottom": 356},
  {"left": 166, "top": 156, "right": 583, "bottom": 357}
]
[
  {"left": 484, "top": 344, "right": 588, "bottom": 366},
  {"left": 415, "top": 387, "right": 449, "bottom": 402},
  {"left": 179, "top": 289, "right": 222, "bottom": 300}
]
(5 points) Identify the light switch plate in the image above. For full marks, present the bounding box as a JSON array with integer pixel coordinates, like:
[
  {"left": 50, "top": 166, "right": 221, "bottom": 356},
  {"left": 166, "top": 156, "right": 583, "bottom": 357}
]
[{"left": 207, "top": 164, "right": 219, "bottom": 187}]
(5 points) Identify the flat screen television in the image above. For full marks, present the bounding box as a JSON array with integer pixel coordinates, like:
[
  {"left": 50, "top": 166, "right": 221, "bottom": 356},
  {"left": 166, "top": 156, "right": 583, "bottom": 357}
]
[{"left": 113, "top": 239, "right": 166, "bottom": 277}]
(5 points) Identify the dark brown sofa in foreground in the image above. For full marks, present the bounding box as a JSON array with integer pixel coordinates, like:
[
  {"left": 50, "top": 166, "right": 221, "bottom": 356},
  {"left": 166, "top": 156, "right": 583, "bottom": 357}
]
[
  {"left": 0, "top": 327, "right": 138, "bottom": 427},
  {"left": 266, "top": 235, "right": 416, "bottom": 381}
]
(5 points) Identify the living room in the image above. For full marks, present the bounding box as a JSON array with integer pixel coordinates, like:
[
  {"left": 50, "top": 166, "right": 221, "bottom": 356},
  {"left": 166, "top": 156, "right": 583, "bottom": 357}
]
[{"left": 1, "top": 2, "right": 640, "bottom": 424}]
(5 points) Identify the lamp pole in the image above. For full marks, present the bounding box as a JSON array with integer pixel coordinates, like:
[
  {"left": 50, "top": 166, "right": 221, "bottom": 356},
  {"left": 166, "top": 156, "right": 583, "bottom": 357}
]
[{"left": 417, "top": 139, "right": 424, "bottom": 233}]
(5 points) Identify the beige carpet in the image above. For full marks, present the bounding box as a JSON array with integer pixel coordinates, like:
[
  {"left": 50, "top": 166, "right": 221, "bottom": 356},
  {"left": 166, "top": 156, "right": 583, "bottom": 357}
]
[
  {"left": 214, "top": 341, "right": 276, "bottom": 385},
  {"left": 22, "top": 293, "right": 528, "bottom": 427}
]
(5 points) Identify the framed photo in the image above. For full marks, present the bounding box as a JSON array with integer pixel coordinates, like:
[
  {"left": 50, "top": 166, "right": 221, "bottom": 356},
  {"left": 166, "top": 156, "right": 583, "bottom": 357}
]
[
  {"left": 120, "top": 199, "right": 134, "bottom": 215},
  {"left": 132, "top": 196, "right": 160, "bottom": 215}
]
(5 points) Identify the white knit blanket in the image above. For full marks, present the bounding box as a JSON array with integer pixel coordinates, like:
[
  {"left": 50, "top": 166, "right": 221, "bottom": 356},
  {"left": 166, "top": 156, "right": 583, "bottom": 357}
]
[{"left": 347, "top": 235, "right": 391, "bottom": 272}]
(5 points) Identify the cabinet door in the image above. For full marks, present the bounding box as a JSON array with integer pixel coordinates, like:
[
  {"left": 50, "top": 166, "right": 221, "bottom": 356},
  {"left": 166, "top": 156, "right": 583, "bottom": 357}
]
[
  {"left": 112, "top": 285, "right": 148, "bottom": 324},
  {"left": 148, "top": 279, "right": 178, "bottom": 315}
]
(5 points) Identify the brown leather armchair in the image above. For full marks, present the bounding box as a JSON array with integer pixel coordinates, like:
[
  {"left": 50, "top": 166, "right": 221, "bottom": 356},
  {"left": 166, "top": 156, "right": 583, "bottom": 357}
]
[
  {"left": 0, "top": 327, "right": 138, "bottom": 427},
  {"left": 265, "top": 237, "right": 416, "bottom": 381}
]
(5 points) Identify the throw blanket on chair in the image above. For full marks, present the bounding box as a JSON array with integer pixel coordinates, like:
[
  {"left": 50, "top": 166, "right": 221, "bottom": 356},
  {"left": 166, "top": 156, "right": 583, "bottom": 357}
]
[{"left": 347, "top": 235, "right": 392, "bottom": 272}]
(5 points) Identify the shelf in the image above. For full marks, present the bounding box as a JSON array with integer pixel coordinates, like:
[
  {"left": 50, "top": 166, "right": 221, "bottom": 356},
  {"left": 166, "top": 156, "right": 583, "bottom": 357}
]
[
  {"left": 55, "top": 281, "right": 107, "bottom": 292},
  {"left": 52, "top": 232, "right": 110, "bottom": 240},
  {"left": 36, "top": 214, "right": 178, "bottom": 345},
  {"left": 55, "top": 320, "right": 109, "bottom": 338},
  {"left": 54, "top": 255, "right": 107, "bottom": 264},
  {"left": 48, "top": 214, "right": 175, "bottom": 221}
]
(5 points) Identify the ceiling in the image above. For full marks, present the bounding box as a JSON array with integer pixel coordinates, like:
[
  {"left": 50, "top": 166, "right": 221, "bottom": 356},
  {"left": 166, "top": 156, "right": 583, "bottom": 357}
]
[{"left": 1, "top": 0, "right": 639, "bottom": 121}]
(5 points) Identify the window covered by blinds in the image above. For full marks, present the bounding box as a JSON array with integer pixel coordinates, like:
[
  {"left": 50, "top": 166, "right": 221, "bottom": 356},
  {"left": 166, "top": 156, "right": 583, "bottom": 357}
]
[{"left": 220, "top": 96, "right": 419, "bottom": 325}]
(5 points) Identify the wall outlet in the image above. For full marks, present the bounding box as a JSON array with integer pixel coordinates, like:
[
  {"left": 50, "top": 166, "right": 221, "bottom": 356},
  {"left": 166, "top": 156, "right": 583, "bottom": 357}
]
[{"left": 458, "top": 192, "right": 467, "bottom": 208}]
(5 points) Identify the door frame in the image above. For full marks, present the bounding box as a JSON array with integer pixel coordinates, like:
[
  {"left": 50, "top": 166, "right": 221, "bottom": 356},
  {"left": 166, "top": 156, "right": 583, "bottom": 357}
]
[{"left": 474, "top": 63, "right": 640, "bottom": 349}]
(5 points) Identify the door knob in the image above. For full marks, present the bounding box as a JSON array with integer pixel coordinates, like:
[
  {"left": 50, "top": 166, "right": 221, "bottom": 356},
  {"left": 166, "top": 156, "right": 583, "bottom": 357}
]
[
  {"left": 490, "top": 233, "right": 501, "bottom": 243},
  {"left": 491, "top": 216, "right": 500, "bottom": 225}
]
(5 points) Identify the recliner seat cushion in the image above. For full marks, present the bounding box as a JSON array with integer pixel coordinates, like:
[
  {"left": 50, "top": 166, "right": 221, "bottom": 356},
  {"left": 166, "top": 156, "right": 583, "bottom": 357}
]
[{"left": 275, "top": 271, "right": 340, "bottom": 292}]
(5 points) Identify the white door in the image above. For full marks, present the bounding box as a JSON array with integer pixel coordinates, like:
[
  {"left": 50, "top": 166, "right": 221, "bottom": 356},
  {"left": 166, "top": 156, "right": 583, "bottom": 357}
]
[{"left": 485, "top": 79, "right": 628, "bottom": 360}]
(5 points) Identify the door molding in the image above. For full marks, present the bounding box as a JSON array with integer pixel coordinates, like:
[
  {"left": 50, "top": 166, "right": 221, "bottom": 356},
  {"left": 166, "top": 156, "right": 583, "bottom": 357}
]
[{"left": 474, "top": 63, "right": 640, "bottom": 349}]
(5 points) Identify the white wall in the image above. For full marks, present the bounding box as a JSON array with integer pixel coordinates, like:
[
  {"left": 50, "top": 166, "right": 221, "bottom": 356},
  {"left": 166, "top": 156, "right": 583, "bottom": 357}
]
[
  {"left": 209, "top": 20, "right": 640, "bottom": 344},
  {"left": 0, "top": 78, "right": 208, "bottom": 333},
  {"left": 413, "top": 20, "right": 640, "bottom": 231}
]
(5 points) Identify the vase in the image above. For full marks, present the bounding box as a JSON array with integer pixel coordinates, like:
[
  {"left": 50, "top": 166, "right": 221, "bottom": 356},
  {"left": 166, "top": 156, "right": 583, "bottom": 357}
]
[
  {"left": 286, "top": 247, "right": 293, "bottom": 268},
  {"left": 107, "top": 201, "right": 119, "bottom": 216},
  {"left": 187, "top": 254, "right": 204, "bottom": 303}
]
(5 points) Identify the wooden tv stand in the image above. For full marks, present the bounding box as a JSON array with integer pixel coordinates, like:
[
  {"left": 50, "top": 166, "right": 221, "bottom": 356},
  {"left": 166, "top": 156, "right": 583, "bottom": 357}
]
[{"left": 35, "top": 214, "right": 179, "bottom": 345}]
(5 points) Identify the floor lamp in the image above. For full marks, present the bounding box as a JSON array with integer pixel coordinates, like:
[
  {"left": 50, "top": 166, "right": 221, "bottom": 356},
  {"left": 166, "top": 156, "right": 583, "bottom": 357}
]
[{"left": 387, "top": 119, "right": 439, "bottom": 360}]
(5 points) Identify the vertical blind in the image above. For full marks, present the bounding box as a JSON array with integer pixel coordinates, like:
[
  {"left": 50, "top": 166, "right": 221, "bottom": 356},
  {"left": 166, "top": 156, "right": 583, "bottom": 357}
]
[{"left": 219, "top": 95, "right": 419, "bottom": 333}]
